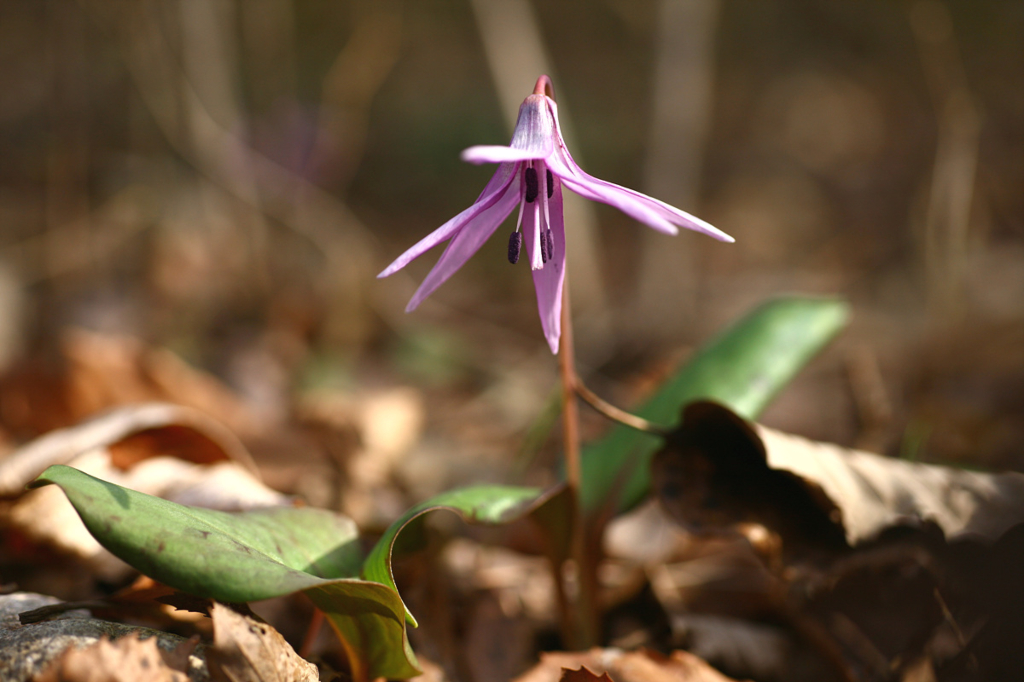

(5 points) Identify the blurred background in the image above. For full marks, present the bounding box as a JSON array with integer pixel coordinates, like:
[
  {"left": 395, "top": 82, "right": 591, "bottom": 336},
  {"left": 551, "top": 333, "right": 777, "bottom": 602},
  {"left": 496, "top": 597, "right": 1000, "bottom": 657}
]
[{"left": 0, "top": 0, "right": 1021, "bottom": 507}]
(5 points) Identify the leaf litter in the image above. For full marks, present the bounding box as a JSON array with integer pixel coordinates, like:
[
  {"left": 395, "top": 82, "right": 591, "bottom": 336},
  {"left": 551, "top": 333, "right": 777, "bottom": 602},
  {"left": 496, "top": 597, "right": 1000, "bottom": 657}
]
[
  {"left": 0, "top": 319, "right": 1020, "bottom": 681},
  {"left": 649, "top": 401, "right": 1024, "bottom": 680},
  {"left": 33, "top": 633, "right": 198, "bottom": 682},
  {"left": 205, "top": 603, "right": 318, "bottom": 682}
]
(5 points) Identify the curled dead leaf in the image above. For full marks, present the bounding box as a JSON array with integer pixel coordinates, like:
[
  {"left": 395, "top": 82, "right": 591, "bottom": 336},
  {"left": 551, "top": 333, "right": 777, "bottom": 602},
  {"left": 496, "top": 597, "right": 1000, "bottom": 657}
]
[
  {"left": 0, "top": 402, "right": 259, "bottom": 497},
  {"left": 206, "top": 603, "right": 318, "bottom": 682},
  {"left": 1, "top": 405, "right": 289, "bottom": 580},
  {"left": 755, "top": 423, "right": 1024, "bottom": 545},
  {"left": 0, "top": 401, "right": 260, "bottom": 497},
  {"left": 650, "top": 402, "right": 1024, "bottom": 680},
  {"left": 653, "top": 401, "right": 1024, "bottom": 548}
]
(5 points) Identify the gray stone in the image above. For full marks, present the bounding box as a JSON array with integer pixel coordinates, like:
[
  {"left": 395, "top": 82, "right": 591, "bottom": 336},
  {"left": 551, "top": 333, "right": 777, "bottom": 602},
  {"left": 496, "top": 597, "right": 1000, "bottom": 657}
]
[{"left": 0, "top": 592, "right": 209, "bottom": 682}]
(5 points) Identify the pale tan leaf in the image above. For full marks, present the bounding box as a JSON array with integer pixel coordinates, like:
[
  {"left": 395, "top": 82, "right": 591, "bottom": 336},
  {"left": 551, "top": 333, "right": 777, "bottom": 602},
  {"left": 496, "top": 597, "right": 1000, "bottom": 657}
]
[
  {"left": 0, "top": 402, "right": 257, "bottom": 496},
  {"left": 32, "top": 633, "right": 193, "bottom": 682},
  {"left": 655, "top": 401, "right": 1024, "bottom": 547},
  {"left": 9, "top": 452, "right": 292, "bottom": 579},
  {"left": 755, "top": 423, "right": 1024, "bottom": 544},
  {"left": 205, "top": 603, "right": 317, "bottom": 682},
  {"left": 3, "top": 405, "right": 289, "bottom": 579}
]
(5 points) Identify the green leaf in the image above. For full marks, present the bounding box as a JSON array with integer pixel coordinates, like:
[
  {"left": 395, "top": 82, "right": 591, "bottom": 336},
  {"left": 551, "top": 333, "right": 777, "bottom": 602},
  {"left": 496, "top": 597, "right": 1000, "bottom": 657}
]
[
  {"left": 28, "top": 465, "right": 362, "bottom": 598},
  {"left": 30, "top": 465, "right": 413, "bottom": 680},
  {"left": 362, "top": 484, "right": 548, "bottom": 626},
  {"left": 30, "top": 465, "right": 553, "bottom": 680},
  {"left": 581, "top": 296, "right": 849, "bottom": 515}
]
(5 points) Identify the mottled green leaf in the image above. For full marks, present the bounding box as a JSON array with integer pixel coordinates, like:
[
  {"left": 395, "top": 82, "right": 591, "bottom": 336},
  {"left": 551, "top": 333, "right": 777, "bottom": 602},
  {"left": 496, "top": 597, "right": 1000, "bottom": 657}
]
[
  {"left": 30, "top": 466, "right": 554, "bottom": 680},
  {"left": 30, "top": 465, "right": 413, "bottom": 680}
]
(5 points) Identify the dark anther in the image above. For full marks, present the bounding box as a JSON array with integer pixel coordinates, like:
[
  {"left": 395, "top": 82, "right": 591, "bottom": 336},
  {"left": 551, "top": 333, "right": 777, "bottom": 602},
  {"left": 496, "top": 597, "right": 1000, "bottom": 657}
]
[
  {"left": 546, "top": 170, "right": 554, "bottom": 198},
  {"left": 540, "top": 231, "right": 548, "bottom": 264},
  {"left": 524, "top": 167, "right": 539, "bottom": 203},
  {"left": 508, "top": 231, "right": 522, "bottom": 264},
  {"left": 545, "top": 229, "right": 554, "bottom": 261}
]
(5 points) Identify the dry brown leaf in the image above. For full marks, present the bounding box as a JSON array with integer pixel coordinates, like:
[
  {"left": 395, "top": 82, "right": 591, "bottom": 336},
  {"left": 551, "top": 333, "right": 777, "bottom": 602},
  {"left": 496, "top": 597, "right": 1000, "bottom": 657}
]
[
  {"left": 205, "top": 603, "right": 317, "bottom": 682},
  {"left": 654, "top": 402, "right": 1024, "bottom": 548},
  {"left": 0, "top": 328, "right": 258, "bottom": 441},
  {"left": 9, "top": 456, "right": 292, "bottom": 577},
  {"left": 1, "top": 405, "right": 290, "bottom": 579},
  {"left": 756, "top": 423, "right": 1024, "bottom": 545},
  {"left": 8, "top": 451, "right": 290, "bottom": 578},
  {"left": 0, "top": 402, "right": 259, "bottom": 497},
  {"left": 32, "top": 633, "right": 194, "bottom": 682},
  {"left": 512, "top": 648, "right": 739, "bottom": 682},
  {"left": 296, "top": 387, "right": 424, "bottom": 526}
]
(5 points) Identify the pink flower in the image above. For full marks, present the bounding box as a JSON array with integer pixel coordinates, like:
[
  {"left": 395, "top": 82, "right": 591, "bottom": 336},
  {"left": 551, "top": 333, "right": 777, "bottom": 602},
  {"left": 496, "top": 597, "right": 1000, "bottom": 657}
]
[{"left": 378, "top": 76, "right": 733, "bottom": 353}]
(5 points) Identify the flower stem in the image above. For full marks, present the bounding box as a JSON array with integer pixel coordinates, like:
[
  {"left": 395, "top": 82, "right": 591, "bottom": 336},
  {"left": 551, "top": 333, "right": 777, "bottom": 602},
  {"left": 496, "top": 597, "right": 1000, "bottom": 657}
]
[
  {"left": 534, "top": 74, "right": 555, "bottom": 99},
  {"left": 557, "top": 279, "right": 599, "bottom": 648},
  {"left": 559, "top": 283, "right": 581, "bottom": 518},
  {"left": 574, "top": 380, "right": 665, "bottom": 435}
]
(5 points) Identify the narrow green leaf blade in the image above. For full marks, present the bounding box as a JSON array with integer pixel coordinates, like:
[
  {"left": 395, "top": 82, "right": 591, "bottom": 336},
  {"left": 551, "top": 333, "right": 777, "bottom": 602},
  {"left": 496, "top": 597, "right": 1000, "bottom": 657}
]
[
  {"left": 362, "top": 484, "right": 545, "bottom": 626},
  {"left": 581, "top": 296, "right": 849, "bottom": 515}
]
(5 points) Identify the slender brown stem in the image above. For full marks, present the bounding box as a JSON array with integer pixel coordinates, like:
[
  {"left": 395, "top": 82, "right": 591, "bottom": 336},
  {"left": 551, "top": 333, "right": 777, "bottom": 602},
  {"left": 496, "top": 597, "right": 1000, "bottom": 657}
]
[
  {"left": 534, "top": 74, "right": 555, "bottom": 99},
  {"left": 559, "top": 285, "right": 581, "bottom": 503},
  {"left": 573, "top": 380, "right": 666, "bottom": 435},
  {"left": 557, "top": 279, "right": 600, "bottom": 648},
  {"left": 299, "top": 607, "right": 325, "bottom": 659}
]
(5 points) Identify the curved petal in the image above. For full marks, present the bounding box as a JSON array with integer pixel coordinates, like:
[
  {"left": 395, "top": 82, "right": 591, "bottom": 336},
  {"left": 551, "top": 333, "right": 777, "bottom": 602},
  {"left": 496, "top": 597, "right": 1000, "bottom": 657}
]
[
  {"left": 378, "top": 168, "right": 518, "bottom": 278},
  {"left": 405, "top": 176, "right": 522, "bottom": 311},
  {"left": 548, "top": 147, "right": 734, "bottom": 243},
  {"left": 462, "top": 145, "right": 544, "bottom": 165},
  {"left": 550, "top": 156, "right": 679, "bottom": 235},
  {"left": 523, "top": 176, "right": 565, "bottom": 354}
]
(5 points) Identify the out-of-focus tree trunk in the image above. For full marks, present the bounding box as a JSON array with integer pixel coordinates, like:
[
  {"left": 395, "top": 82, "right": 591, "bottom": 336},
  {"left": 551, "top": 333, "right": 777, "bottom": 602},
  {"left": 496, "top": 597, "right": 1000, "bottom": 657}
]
[{"left": 635, "top": 0, "right": 721, "bottom": 342}]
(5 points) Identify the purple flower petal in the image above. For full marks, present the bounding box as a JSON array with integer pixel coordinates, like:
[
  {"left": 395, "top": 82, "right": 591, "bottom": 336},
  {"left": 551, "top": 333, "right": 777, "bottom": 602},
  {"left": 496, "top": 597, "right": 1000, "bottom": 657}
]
[
  {"left": 380, "top": 78, "right": 733, "bottom": 355},
  {"left": 550, "top": 159, "right": 680, "bottom": 235},
  {"left": 508, "top": 95, "right": 558, "bottom": 152},
  {"left": 523, "top": 180, "right": 565, "bottom": 353},
  {"left": 462, "top": 145, "right": 545, "bottom": 165},
  {"left": 549, "top": 148, "right": 734, "bottom": 243},
  {"left": 378, "top": 166, "right": 518, "bottom": 278},
  {"left": 405, "top": 176, "right": 522, "bottom": 311},
  {"left": 461, "top": 94, "right": 556, "bottom": 166}
]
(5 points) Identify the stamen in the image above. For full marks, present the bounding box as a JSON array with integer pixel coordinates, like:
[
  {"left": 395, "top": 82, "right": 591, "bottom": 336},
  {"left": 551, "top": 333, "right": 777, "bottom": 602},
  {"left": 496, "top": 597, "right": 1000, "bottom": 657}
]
[
  {"left": 545, "top": 229, "right": 554, "bottom": 261},
  {"left": 539, "top": 162, "right": 552, "bottom": 263},
  {"left": 531, "top": 203, "right": 543, "bottom": 270},
  {"left": 546, "top": 170, "right": 554, "bottom": 199},
  {"left": 524, "top": 167, "right": 539, "bottom": 203},
  {"left": 508, "top": 231, "right": 522, "bottom": 264}
]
